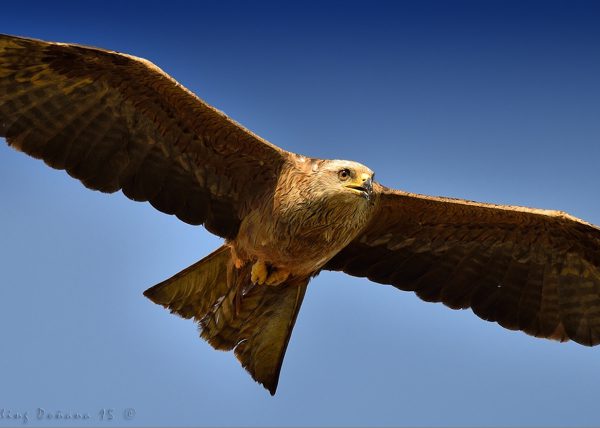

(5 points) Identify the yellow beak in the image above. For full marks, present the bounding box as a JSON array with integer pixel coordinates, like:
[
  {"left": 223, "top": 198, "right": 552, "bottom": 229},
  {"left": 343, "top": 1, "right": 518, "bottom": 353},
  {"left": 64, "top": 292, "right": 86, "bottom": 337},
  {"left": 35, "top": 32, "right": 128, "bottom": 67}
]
[{"left": 344, "top": 173, "right": 373, "bottom": 198}]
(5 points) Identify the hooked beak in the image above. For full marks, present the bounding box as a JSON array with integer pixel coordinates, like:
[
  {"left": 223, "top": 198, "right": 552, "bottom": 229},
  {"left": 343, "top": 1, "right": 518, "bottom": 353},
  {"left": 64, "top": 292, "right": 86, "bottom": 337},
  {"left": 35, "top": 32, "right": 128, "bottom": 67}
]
[{"left": 345, "top": 174, "right": 373, "bottom": 200}]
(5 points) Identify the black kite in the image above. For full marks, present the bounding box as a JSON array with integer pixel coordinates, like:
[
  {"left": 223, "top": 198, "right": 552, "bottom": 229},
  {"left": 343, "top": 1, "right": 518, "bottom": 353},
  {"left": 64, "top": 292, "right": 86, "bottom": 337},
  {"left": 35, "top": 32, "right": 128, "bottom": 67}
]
[{"left": 1, "top": 34, "right": 599, "bottom": 394}]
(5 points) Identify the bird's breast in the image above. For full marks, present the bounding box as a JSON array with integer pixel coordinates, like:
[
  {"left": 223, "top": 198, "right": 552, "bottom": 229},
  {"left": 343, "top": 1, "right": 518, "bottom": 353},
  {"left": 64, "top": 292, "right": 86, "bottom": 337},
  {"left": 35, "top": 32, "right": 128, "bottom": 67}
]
[{"left": 234, "top": 192, "right": 374, "bottom": 276}]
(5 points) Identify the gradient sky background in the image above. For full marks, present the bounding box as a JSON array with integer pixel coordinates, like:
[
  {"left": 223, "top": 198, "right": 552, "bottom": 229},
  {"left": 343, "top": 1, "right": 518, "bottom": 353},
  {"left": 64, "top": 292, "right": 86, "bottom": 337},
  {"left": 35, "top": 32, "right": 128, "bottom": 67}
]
[{"left": 1, "top": 1, "right": 600, "bottom": 426}]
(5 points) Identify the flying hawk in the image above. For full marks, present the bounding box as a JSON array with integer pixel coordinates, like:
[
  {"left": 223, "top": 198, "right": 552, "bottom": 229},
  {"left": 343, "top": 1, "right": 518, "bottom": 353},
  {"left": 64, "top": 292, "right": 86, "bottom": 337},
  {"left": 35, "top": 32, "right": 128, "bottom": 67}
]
[{"left": 1, "top": 34, "right": 599, "bottom": 395}]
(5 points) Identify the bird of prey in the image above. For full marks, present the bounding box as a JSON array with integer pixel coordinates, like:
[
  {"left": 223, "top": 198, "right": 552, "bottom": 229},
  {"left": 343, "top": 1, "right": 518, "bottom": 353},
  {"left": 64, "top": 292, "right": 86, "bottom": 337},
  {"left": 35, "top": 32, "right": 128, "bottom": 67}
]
[{"left": 1, "top": 34, "right": 600, "bottom": 395}]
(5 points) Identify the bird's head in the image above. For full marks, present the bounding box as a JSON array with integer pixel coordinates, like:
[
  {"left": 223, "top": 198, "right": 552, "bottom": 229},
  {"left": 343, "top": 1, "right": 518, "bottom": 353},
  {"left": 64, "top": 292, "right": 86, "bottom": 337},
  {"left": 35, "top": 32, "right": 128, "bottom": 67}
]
[{"left": 315, "top": 159, "right": 374, "bottom": 202}]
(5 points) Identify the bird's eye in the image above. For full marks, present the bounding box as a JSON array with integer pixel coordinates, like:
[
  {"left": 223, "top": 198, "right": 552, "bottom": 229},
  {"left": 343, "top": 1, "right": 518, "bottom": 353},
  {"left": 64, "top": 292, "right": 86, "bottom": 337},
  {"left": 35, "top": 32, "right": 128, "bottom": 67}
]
[{"left": 338, "top": 169, "right": 351, "bottom": 181}]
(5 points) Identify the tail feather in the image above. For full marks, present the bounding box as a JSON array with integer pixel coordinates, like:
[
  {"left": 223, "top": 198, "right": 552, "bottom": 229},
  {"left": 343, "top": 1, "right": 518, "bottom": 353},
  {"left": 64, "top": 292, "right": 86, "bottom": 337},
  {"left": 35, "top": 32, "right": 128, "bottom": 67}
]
[
  {"left": 143, "top": 245, "right": 230, "bottom": 320},
  {"left": 143, "top": 244, "right": 308, "bottom": 395},
  {"left": 233, "top": 280, "right": 308, "bottom": 395}
]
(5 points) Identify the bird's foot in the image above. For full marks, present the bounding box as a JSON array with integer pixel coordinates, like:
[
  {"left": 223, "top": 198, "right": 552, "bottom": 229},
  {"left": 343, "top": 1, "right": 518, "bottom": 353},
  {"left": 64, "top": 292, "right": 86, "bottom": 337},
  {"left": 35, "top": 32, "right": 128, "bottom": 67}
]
[
  {"left": 250, "top": 260, "right": 289, "bottom": 286},
  {"left": 251, "top": 260, "right": 269, "bottom": 285},
  {"left": 265, "top": 268, "right": 290, "bottom": 286}
]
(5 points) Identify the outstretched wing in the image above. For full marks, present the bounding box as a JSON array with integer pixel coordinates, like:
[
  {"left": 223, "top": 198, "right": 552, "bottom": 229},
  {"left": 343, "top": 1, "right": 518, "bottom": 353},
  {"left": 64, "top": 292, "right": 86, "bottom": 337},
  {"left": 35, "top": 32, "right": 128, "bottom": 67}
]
[
  {"left": 325, "top": 185, "right": 600, "bottom": 346},
  {"left": 0, "top": 34, "right": 288, "bottom": 238}
]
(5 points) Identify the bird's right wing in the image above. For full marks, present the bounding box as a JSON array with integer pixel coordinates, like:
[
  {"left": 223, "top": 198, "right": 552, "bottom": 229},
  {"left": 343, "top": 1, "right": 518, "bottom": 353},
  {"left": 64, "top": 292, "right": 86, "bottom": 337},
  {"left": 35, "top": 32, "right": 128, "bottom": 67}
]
[
  {"left": 325, "top": 185, "right": 600, "bottom": 346},
  {"left": 0, "top": 34, "right": 289, "bottom": 238}
]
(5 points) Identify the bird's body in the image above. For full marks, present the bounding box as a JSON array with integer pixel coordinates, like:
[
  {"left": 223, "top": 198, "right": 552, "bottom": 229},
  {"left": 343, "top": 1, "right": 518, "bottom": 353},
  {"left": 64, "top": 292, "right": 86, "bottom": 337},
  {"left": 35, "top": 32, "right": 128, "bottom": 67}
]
[
  {"left": 2, "top": 33, "right": 600, "bottom": 395},
  {"left": 232, "top": 157, "right": 375, "bottom": 281}
]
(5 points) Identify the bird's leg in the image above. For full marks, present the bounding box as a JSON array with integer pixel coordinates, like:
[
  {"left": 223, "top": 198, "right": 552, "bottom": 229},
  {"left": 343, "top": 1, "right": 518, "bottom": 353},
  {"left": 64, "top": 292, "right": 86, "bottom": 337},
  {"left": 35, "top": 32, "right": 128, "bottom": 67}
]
[{"left": 251, "top": 259, "right": 290, "bottom": 286}]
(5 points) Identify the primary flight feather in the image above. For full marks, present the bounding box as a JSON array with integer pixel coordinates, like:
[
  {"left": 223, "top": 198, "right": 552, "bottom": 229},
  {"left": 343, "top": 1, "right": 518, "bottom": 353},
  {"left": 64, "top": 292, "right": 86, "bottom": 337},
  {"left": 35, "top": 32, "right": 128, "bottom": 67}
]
[{"left": 1, "top": 34, "right": 600, "bottom": 394}]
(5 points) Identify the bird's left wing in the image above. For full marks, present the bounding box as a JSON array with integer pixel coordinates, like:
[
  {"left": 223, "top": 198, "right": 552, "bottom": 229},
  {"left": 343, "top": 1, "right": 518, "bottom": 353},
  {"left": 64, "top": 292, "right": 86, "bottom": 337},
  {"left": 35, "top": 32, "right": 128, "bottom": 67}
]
[
  {"left": 0, "top": 34, "right": 289, "bottom": 238},
  {"left": 325, "top": 185, "right": 600, "bottom": 346}
]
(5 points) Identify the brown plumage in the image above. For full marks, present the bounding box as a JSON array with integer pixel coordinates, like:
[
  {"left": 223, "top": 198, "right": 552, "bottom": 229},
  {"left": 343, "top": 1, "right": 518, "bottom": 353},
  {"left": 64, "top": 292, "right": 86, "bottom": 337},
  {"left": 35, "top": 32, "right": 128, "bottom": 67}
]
[{"left": 2, "top": 34, "right": 600, "bottom": 394}]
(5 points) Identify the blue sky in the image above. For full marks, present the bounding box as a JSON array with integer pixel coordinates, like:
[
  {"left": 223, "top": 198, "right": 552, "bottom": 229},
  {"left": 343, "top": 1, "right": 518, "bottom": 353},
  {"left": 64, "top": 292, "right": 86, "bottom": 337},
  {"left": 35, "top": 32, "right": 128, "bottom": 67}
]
[{"left": 1, "top": 0, "right": 600, "bottom": 426}]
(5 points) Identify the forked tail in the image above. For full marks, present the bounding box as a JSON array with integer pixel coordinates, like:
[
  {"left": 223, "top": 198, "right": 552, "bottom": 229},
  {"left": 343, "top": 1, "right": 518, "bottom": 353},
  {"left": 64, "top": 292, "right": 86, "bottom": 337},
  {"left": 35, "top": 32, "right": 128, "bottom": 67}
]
[{"left": 143, "top": 245, "right": 308, "bottom": 395}]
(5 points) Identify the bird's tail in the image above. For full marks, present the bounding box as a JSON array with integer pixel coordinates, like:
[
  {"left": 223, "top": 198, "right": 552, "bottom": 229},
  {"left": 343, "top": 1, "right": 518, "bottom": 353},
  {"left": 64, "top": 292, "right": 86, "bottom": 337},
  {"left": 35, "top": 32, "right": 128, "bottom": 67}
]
[{"left": 143, "top": 244, "right": 308, "bottom": 395}]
